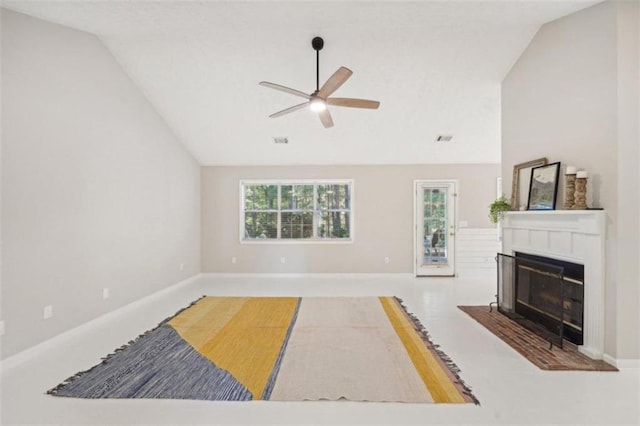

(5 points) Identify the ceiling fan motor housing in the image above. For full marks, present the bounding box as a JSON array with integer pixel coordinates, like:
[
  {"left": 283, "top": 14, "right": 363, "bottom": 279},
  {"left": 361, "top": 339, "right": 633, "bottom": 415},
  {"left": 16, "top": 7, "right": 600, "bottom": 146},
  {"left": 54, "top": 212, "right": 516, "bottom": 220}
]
[{"left": 311, "top": 37, "right": 324, "bottom": 51}]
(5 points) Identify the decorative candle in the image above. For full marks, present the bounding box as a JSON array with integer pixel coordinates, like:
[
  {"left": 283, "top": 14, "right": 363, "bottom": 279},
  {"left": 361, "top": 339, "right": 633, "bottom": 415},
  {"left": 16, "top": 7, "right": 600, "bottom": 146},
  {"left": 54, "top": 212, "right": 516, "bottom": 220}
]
[
  {"left": 565, "top": 166, "right": 577, "bottom": 175},
  {"left": 576, "top": 171, "right": 588, "bottom": 178}
]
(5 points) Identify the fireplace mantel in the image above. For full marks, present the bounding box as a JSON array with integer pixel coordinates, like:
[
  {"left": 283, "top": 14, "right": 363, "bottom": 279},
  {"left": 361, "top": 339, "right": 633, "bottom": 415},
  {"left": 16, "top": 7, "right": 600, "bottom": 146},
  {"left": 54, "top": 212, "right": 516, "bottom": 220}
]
[{"left": 501, "top": 210, "right": 606, "bottom": 359}]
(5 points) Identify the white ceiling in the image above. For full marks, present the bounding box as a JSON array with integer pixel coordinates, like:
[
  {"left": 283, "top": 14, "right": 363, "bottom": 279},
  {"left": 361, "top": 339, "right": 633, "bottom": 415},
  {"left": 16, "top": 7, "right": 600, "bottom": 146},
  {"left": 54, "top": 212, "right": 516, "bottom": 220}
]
[{"left": 2, "top": 0, "right": 600, "bottom": 166}]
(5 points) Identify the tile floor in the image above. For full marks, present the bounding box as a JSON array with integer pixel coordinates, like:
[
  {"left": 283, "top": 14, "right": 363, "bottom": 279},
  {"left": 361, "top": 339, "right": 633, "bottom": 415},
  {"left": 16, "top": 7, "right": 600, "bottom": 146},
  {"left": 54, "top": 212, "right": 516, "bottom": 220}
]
[{"left": 1, "top": 274, "right": 639, "bottom": 425}]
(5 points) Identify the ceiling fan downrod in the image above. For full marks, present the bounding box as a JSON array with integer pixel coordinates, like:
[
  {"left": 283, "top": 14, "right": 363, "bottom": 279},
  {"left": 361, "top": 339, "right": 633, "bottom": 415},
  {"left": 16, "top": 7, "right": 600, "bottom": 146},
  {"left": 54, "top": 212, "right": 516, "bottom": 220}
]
[{"left": 311, "top": 37, "right": 324, "bottom": 93}]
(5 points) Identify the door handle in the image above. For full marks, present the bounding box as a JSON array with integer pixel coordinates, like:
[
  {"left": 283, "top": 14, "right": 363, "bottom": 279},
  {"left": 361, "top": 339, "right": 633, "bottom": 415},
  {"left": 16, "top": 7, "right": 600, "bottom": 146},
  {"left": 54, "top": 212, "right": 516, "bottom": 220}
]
[{"left": 449, "top": 232, "right": 455, "bottom": 236}]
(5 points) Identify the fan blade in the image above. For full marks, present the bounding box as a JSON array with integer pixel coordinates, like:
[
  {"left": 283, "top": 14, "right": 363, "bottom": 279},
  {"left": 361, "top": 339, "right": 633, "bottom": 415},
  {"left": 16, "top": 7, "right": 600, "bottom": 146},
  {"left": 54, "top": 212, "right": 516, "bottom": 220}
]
[
  {"left": 259, "top": 81, "right": 310, "bottom": 100},
  {"left": 318, "top": 109, "right": 334, "bottom": 128},
  {"left": 269, "top": 102, "right": 309, "bottom": 118},
  {"left": 327, "top": 98, "right": 380, "bottom": 109},
  {"left": 317, "top": 67, "right": 353, "bottom": 98}
]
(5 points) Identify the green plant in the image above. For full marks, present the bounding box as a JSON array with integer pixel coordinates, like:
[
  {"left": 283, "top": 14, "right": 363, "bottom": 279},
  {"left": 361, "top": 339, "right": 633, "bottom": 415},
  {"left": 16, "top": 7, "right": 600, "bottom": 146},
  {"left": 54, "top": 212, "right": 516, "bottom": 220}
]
[{"left": 489, "top": 195, "right": 512, "bottom": 224}]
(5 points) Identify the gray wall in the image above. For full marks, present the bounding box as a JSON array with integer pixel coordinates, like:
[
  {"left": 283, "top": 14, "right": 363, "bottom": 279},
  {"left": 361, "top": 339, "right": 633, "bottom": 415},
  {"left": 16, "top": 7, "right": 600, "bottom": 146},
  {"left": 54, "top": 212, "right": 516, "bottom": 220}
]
[
  {"left": 1, "top": 10, "right": 201, "bottom": 359},
  {"left": 502, "top": 1, "right": 639, "bottom": 360},
  {"left": 202, "top": 164, "right": 499, "bottom": 273}
]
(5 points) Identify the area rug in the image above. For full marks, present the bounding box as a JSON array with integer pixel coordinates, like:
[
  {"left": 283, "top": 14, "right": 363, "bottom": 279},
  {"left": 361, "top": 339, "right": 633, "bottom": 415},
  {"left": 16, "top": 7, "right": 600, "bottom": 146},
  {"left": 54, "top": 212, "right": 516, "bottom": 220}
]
[
  {"left": 48, "top": 297, "right": 478, "bottom": 404},
  {"left": 458, "top": 306, "right": 617, "bottom": 371}
]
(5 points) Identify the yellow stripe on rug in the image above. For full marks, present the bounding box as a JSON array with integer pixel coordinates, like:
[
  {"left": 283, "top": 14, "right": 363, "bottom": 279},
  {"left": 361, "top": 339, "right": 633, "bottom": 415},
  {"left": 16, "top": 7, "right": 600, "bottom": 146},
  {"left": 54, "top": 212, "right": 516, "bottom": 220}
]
[
  {"left": 169, "top": 297, "right": 249, "bottom": 347},
  {"left": 379, "top": 297, "right": 466, "bottom": 403},
  {"left": 170, "top": 297, "right": 299, "bottom": 399}
]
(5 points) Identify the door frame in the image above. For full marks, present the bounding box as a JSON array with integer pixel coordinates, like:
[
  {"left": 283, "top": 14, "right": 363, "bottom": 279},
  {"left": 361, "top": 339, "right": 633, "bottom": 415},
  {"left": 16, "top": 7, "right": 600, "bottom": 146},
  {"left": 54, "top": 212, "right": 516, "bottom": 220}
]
[{"left": 413, "top": 179, "right": 458, "bottom": 277}]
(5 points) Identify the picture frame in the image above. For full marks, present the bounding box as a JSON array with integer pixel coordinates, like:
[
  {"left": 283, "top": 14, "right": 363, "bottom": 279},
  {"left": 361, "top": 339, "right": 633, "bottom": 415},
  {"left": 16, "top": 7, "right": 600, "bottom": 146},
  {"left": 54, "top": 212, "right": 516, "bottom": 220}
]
[
  {"left": 527, "top": 162, "right": 561, "bottom": 210},
  {"left": 511, "top": 157, "right": 547, "bottom": 210}
]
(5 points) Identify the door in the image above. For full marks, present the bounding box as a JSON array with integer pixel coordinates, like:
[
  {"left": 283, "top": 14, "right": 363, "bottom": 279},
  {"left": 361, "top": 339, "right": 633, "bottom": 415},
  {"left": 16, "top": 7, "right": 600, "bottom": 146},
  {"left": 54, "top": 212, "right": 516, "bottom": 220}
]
[{"left": 415, "top": 180, "right": 457, "bottom": 276}]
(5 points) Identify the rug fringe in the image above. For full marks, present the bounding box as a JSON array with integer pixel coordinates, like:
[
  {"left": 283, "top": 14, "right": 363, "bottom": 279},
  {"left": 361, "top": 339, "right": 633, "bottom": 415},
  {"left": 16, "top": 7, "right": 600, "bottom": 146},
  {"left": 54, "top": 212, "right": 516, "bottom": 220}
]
[
  {"left": 393, "top": 296, "right": 480, "bottom": 405},
  {"left": 46, "top": 295, "right": 207, "bottom": 396}
]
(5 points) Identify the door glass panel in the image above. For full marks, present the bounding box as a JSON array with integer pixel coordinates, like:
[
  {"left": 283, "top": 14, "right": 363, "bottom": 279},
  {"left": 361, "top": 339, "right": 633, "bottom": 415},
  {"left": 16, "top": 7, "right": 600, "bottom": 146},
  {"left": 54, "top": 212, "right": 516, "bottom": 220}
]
[{"left": 423, "top": 188, "right": 448, "bottom": 265}]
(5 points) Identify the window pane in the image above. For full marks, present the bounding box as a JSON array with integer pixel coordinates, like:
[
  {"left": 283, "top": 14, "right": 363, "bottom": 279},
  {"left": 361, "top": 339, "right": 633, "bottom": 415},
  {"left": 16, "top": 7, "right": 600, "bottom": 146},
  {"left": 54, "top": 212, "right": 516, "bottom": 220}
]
[
  {"left": 281, "top": 212, "right": 313, "bottom": 239},
  {"left": 242, "top": 181, "right": 351, "bottom": 242},
  {"left": 281, "top": 185, "right": 313, "bottom": 210},
  {"left": 244, "top": 212, "right": 277, "bottom": 238},
  {"left": 317, "top": 184, "right": 350, "bottom": 209},
  {"left": 317, "top": 212, "right": 350, "bottom": 238},
  {"left": 245, "top": 185, "right": 277, "bottom": 210}
]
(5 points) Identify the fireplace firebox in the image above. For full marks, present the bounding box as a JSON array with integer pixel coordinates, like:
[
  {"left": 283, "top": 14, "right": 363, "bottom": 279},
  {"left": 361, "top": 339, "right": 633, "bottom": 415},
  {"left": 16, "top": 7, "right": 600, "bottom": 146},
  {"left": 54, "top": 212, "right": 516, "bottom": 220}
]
[{"left": 495, "top": 252, "right": 585, "bottom": 348}]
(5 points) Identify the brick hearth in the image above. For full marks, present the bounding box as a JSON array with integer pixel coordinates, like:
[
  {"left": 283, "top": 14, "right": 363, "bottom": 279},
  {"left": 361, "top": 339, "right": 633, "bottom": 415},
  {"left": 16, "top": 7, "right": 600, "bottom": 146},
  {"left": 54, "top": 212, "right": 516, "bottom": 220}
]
[{"left": 458, "top": 306, "right": 617, "bottom": 371}]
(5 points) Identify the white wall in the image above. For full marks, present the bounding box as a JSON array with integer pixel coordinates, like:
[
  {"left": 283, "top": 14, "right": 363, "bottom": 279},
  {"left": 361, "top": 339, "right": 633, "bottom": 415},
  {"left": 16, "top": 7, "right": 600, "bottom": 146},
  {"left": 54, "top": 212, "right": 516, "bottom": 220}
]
[
  {"left": 1, "top": 10, "right": 201, "bottom": 359},
  {"left": 202, "top": 164, "right": 499, "bottom": 273},
  {"left": 502, "top": 1, "right": 639, "bottom": 360},
  {"left": 614, "top": 0, "right": 639, "bottom": 363}
]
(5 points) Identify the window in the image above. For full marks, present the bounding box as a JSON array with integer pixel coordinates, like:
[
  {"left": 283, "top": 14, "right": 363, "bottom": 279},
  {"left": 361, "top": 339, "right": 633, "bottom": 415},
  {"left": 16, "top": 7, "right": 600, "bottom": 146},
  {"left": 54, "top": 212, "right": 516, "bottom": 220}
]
[{"left": 241, "top": 180, "right": 353, "bottom": 242}]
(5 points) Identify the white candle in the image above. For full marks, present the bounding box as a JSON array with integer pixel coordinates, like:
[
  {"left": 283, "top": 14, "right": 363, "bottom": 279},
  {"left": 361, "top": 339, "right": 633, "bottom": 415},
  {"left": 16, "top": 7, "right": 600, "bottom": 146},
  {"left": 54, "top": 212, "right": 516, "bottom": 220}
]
[
  {"left": 577, "top": 171, "right": 588, "bottom": 178},
  {"left": 565, "top": 166, "right": 577, "bottom": 175}
]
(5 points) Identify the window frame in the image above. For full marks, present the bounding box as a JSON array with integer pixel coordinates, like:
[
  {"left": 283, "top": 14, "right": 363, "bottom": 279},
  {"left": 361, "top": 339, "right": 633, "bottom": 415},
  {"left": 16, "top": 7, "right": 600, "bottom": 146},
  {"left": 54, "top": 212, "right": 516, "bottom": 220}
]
[{"left": 239, "top": 179, "right": 354, "bottom": 244}]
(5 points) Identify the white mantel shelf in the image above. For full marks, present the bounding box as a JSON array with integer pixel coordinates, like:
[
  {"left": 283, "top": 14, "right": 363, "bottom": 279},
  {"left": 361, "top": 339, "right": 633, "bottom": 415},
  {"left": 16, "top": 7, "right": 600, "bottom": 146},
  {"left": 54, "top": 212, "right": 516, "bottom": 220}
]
[
  {"left": 501, "top": 210, "right": 606, "bottom": 360},
  {"left": 505, "top": 210, "right": 603, "bottom": 214}
]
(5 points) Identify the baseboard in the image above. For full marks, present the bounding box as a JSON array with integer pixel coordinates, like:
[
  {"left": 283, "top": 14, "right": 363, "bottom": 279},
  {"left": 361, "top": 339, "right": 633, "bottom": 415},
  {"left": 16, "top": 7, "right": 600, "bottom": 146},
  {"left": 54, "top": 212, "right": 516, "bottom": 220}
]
[
  {"left": 200, "top": 272, "right": 416, "bottom": 279},
  {"left": 579, "top": 346, "right": 603, "bottom": 360},
  {"left": 456, "top": 269, "right": 496, "bottom": 279},
  {"left": 0, "top": 274, "right": 202, "bottom": 372},
  {"left": 603, "top": 354, "right": 640, "bottom": 369}
]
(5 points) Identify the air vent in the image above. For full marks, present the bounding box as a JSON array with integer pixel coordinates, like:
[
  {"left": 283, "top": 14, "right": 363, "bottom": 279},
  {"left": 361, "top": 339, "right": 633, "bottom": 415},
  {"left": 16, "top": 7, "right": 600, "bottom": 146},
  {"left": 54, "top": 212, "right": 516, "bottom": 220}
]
[
  {"left": 273, "top": 137, "right": 289, "bottom": 144},
  {"left": 435, "top": 135, "right": 453, "bottom": 142}
]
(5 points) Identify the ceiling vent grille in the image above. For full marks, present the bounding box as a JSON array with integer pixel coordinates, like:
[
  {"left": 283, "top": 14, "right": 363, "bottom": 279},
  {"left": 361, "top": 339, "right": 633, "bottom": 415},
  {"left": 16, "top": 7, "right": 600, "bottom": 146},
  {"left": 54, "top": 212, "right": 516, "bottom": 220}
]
[
  {"left": 435, "top": 135, "right": 453, "bottom": 142},
  {"left": 273, "top": 137, "right": 289, "bottom": 144}
]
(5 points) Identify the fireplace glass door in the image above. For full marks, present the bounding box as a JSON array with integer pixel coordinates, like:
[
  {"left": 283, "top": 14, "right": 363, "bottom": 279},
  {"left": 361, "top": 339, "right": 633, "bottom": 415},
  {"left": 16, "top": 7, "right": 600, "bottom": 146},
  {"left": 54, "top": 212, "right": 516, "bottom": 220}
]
[{"left": 496, "top": 253, "right": 584, "bottom": 347}]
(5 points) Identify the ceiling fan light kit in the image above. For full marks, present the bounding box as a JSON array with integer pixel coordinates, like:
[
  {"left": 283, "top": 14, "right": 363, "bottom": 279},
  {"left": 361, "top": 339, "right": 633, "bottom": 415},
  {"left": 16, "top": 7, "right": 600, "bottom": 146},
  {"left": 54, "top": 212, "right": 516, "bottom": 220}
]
[
  {"left": 309, "top": 98, "right": 326, "bottom": 112},
  {"left": 259, "top": 36, "right": 380, "bottom": 128}
]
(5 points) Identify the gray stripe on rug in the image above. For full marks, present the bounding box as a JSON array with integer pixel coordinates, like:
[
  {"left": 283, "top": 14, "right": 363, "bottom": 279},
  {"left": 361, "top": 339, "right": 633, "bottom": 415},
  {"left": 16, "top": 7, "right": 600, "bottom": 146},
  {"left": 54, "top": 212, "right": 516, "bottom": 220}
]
[
  {"left": 260, "top": 297, "right": 302, "bottom": 400},
  {"left": 49, "top": 325, "right": 252, "bottom": 401}
]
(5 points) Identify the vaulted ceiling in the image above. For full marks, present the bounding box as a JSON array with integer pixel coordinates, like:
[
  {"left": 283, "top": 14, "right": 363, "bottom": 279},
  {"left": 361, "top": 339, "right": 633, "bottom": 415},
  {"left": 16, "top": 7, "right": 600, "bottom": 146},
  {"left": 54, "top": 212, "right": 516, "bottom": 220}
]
[{"left": 2, "top": 1, "right": 600, "bottom": 165}]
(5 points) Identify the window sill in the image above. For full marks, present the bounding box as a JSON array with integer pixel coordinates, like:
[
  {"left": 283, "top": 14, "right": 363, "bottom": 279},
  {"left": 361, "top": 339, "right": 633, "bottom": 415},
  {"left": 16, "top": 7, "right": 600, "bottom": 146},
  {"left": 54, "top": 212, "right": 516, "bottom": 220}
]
[{"left": 240, "top": 239, "right": 354, "bottom": 245}]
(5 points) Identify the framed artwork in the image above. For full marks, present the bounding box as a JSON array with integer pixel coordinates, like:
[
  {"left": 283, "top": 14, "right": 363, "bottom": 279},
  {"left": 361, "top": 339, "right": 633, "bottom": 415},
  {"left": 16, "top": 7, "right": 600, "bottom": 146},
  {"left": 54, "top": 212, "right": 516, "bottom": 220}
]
[
  {"left": 511, "top": 158, "right": 547, "bottom": 210},
  {"left": 527, "top": 162, "right": 561, "bottom": 210}
]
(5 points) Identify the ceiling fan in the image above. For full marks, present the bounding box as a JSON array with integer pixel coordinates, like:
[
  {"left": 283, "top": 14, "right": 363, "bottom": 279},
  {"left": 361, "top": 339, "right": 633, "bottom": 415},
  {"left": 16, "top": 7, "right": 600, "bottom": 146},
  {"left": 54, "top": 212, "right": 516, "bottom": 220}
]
[{"left": 259, "top": 37, "right": 380, "bottom": 128}]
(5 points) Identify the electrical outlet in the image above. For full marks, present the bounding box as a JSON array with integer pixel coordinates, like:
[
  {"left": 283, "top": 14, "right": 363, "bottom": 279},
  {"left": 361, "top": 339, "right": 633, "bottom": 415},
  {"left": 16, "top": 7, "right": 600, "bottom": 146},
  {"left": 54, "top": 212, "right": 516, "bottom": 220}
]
[
  {"left": 179, "top": 262, "right": 185, "bottom": 271},
  {"left": 0, "top": 321, "right": 5, "bottom": 336},
  {"left": 43, "top": 305, "right": 53, "bottom": 320},
  {"left": 384, "top": 257, "right": 390, "bottom": 264},
  {"left": 103, "top": 288, "right": 110, "bottom": 299},
  {"left": 280, "top": 257, "right": 286, "bottom": 264},
  {"left": 231, "top": 257, "right": 237, "bottom": 264}
]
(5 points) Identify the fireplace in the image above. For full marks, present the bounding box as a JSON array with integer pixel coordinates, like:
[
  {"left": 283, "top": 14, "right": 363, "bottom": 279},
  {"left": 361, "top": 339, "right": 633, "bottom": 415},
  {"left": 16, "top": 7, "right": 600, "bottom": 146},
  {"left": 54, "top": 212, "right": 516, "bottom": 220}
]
[
  {"left": 497, "top": 252, "right": 584, "bottom": 347},
  {"left": 500, "top": 210, "right": 605, "bottom": 359}
]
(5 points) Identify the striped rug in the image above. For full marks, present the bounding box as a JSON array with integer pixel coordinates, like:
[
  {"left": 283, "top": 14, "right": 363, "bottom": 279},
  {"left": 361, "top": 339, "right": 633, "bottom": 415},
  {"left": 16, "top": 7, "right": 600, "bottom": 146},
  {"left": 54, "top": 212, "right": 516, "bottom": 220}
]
[{"left": 48, "top": 297, "right": 478, "bottom": 404}]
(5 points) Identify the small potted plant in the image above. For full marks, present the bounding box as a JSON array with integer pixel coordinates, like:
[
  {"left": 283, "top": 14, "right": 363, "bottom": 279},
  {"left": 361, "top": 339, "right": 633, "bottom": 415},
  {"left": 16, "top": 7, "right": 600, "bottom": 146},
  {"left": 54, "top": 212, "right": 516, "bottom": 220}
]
[{"left": 489, "top": 195, "right": 512, "bottom": 224}]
